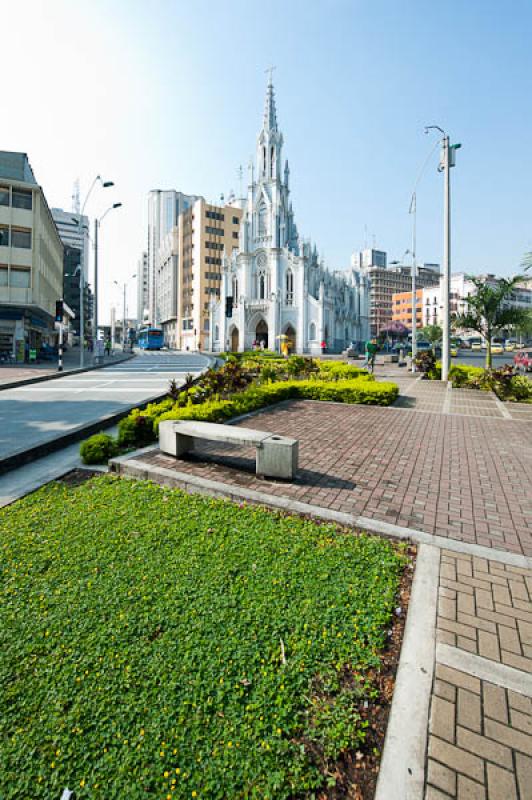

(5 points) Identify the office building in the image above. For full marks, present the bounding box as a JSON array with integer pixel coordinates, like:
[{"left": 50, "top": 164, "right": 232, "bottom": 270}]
[
  {"left": 391, "top": 289, "right": 424, "bottom": 330},
  {"left": 0, "top": 151, "right": 64, "bottom": 359},
  {"left": 51, "top": 208, "right": 90, "bottom": 282},
  {"left": 137, "top": 250, "right": 148, "bottom": 326}
]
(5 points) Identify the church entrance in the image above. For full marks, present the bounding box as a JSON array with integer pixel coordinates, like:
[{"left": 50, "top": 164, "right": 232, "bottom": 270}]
[
  {"left": 230, "top": 327, "right": 239, "bottom": 352},
  {"left": 284, "top": 325, "right": 296, "bottom": 354},
  {"left": 255, "top": 319, "right": 268, "bottom": 349}
]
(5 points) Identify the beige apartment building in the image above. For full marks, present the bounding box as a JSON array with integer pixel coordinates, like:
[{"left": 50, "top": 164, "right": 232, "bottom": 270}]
[
  {"left": 0, "top": 152, "right": 63, "bottom": 359},
  {"left": 157, "top": 198, "right": 242, "bottom": 350}
]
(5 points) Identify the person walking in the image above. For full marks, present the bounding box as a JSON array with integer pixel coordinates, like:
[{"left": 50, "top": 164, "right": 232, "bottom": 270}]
[
  {"left": 104, "top": 337, "right": 111, "bottom": 357},
  {"left": 365, "top": 338, "right": 378, "bottom": 373}
]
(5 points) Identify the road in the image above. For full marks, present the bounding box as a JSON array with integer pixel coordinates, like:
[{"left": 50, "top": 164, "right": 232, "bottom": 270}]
[
  {"left": 0, "top": 350, "right": 210, "bottom": 460},
  {"left": 451, "top": 350, "right": 525, "bottom": 368}
]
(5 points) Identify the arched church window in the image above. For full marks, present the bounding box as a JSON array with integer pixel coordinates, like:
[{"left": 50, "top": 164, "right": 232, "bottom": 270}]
[
  {"left": 263, "top": 146, "right": 266, "bottom": 175},
  {"left": 258, "top": 202, "right": 267, "bottom": 236},
  {"left": 286, "top": 269, "right": 294, "bottom": 305},
  {"left": 215, "top": 324, "right": 219, "bottom": 341},
  {"left": 309, "top": 322, "right": 316, "bottom": 340},
  {"left": 232, "top": 276, "right": 238, "bottom": 306},
  {"left": 259, "top": 272, "right": 265, "bottom": 300},
  {"left": 270, "top": 146, "right": 275, "bottom": 178}
]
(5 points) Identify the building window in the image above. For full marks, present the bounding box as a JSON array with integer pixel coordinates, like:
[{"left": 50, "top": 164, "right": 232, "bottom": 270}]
[
  {"left": 205, "top": 225, "right": 224, "bottom": 236},
  {"left": 0, "top": 187, "right": 9, "bottom": 206},
  {"left": 259, "top": 272, "right": 265, "bottom": 300},
  {"left": 11, "top": 227, "right": 31, "bottom": 249},
  {"left": 232, "top": 276, "right": 238, "bottom": 304},
  {"left": 0, "top": 226, "right": 9, "bottom": 246},
  {"left": 215, "top": 324, "right": 219, "bottom": 340},
  {"left": 12, "top": 189, "right": 32, "bottom": 210},
  {"left": 232, "top": 231, "right": 238, "bottom": 239},
  {"left": 285, "top": 268, "right": 294, "bottom": 305},
  {"left": 232, "top": 216, "right": 239, "bottom": 225},
  {"left": 10, "top": 267, "right": 31, "bottom": 288},
  {"left": 309, "top": 321, "right": 316, "bottom": 340}
]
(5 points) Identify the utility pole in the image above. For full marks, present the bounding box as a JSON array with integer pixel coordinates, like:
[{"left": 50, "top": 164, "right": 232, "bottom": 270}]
[
  {"left": 410, "top": 192, "right": 417, "bottom": 372},
  {"left": 442, "top": 135, "right": 451, "bottom": 383},
  {"left": 425, "top": 126, "right": 461, "bottom": 382},
  {"left": 122, "top": 282, "right": 127, "bottom": 351}
]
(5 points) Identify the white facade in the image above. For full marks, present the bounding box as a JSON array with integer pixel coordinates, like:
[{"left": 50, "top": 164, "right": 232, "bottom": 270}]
[
  {"left": 51, "top": 208, "right": 90, "bottom": 282},
  {"left": 136, "top": 250, "right": 148, "bottom": 326},
  {"left": 212, "top": 81, "right": 370, "bottom": 354},
  {"left": 147, "top": 190, "right": 200, "bottom": 325}
]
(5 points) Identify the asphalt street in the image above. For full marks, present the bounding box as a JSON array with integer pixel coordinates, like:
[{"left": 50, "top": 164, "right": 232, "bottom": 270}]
[{"left": 0, "top": 350, "right": 210, "bottom": 459}]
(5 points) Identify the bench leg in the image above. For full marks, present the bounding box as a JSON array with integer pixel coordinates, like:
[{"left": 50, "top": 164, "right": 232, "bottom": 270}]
[
  {"left": 175, "top": 434, "right": 195, "bottom": 457},
  {"left": 256, "top": 439, "right": 298, "bottom": 480}
]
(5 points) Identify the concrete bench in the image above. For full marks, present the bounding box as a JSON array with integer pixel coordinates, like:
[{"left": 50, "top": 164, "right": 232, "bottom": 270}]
[{"left": 159, "top": 420, "right": 299, "bottom": 480}]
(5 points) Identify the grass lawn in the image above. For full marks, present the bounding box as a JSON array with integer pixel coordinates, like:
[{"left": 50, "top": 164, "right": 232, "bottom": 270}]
[{"left": 0, "top": 475, "right": 406, "bottom": 799}]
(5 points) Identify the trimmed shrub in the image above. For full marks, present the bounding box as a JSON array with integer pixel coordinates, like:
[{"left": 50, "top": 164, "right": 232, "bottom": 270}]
[
  {"left": 117, "top": 410, "right": 157, "bottom": 448},
  {"left": 448, "top": 363, "right": 485, "bottom": 387},
  {"left": 79, "top": 433, "right": 118, "bottom": 465},
  {"left": 317, "top": 362, "right": 372, "bottom": 380}
]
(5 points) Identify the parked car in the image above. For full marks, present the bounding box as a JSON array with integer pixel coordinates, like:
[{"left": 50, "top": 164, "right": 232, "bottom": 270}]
[
  {"left": 514, "top": 349, "right": 532, "bottom": 372},
  {"left": 505, "top": 339, "right": 517, "bottom": 352},
  {"left": 469, "top": 337, "right": 483, "bottom": 351},
  {"left": 491, "top": 338, "right": 505, "bottom": 355}
]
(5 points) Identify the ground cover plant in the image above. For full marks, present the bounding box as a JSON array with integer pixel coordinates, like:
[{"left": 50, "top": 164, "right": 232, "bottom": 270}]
[
  {"left": 421, "top": 360, "right": 532, "bottom": 402},
  {"left": 0, "top": 475, "right": 406, "bottom": 799}
]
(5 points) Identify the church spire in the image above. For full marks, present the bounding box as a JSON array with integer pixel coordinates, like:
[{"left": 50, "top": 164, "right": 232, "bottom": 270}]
[{"left": 263, "top": 67, "right": 278, "bottom": 132}]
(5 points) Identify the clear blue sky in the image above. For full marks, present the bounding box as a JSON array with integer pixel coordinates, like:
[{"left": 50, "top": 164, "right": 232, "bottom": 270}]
[{"left": 4, "top": 0, "right": 532, "bottom": 321}]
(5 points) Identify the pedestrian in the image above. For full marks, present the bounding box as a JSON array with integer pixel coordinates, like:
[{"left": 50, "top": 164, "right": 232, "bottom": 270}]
[
  {"left": 365, "top": 338, "right": 378, "bottom": 373},
  {"left": 104, "top": 337, "right": 111, "bottom": 357},
  {"left": 321, "top": 339, "right": 326, "bottom": 354}
]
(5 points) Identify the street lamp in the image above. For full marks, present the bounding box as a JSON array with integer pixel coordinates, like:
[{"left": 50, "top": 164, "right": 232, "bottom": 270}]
[
  {"left": 94, "top": 202, "right": 122, "bottom": 342},
  {"left": 114, "top": 273, "right": 136, "bottom": 351},
  {"left": 425, "top": 126, "right": 461, "bottom": 381},
  {"left": 74, "top": 176, "right": 114, "bottom": 367}
]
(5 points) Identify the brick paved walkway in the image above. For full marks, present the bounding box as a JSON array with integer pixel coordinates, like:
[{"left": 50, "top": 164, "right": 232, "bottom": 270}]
[
  {"left": 426, "top": 549, "right": 532, "bottom": 799},
  {"left": 137, "top": 399, "right": 532, "bottom": 556}
]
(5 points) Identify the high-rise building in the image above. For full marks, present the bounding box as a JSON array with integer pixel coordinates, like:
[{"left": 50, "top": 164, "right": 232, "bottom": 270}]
[
  {"left": 51, "top": 208, "right": 90, "bottom": 282},
  {"left": 63, "top": 245, "right": 92, "bottom": 338},
  {"left": 391, "top": 289, "right": 424, "bottom": 330},
  {"left": 352, "top": 249, "right": 440, "bottom": 336},
  {"left": 157, "top": 199, "right": 243, "bottom": 350},
  {"left": 0, "top": 151, "right": 64, "bottom": 359},
  {"left": 136, "top": 250, "right": 148, "bottom": 326},
  {"left": 147, "top": 190, "right": 201, "bottom": 325}
]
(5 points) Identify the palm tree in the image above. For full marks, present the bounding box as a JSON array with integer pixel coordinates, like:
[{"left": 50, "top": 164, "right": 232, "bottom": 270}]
[
  {"left": 452, "top": 275, "right": 532, "bottom": 368},
  {"left": 421, "top": 324, "right": 443, "bottom": 352}
]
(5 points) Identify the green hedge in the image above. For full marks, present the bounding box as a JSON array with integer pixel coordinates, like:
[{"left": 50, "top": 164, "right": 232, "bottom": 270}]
[
  {"left": 317, "top": 362, "right": 371, "bottom": 380},
  {"left": 80, "top": 433, "right": 119, "bottom": 465},
  {"left": 154, "top": 378, "right": 398, "bottom": 434},
  {"left": 449, "top": 363, "right": 485, "bottom": 387}
]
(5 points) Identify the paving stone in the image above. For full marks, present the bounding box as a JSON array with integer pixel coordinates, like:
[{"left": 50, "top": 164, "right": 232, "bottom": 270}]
[
  {"left": 456, "top": 726, "right": 513, "bottom": 769},
  {"left": 427, "top": 758, "right": 457, "bottom": 796},
  {"left": 510, "top": 708, "right": 532, "bottom": 736},
  {"left": 457, "top": 689, "right": 482, "bottom": 733},
  {"left": 425, "top": 786, "right": 453, "bottom": 800},
  {"left": 429, "top": 737, "right": 484, "bottom": 783},
  {"left": 483, "top": 683, "right": 508, "bottom": 724},
  {"left": 501, "top": 650, "right": 532, "bottom": 673},
  {"left": 457, "top": 774, "right": 485, "bottom": 800},
  {"left": 439, "top": 595, "right": 457, "bottom": 621},
  {"left": 498, "top": 624, "right": 522, "bottom": 655},
  {"left": 430, "top": 695, "right": 456, "bottom": 743},
  {"left": 508, "top": 692, "right": 532, "bottom": 715},
  {"left": 476, "top": 588, "right": 494, "bottom": 611},
  {"left": 434, "top": 679, "right": 457, "bottom": 703},
  {"left": 486, "top": 763, "right": 517, "bottom": 800},
  {"left": 515, "top": 753, "right": 532, "bottom": 799},
  {"left": 478, "top": 630, "right": 501, "bottom": 662}
]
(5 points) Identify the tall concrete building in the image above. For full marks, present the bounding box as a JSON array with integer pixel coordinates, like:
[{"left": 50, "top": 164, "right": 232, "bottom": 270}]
[
  {"left": 0, "top": 151, "right": 64, "bottom": 359},
  {"left": 352, "top": 249, "right": 440, "bottom": 336},
  {"left": 147, "top": 190, "right": 201, "bottom": 325},
  {"left": 136, "top": 250, "right": 148, "bottom": 326},
  {"left": 51, "top": 208, "right": 90, "bottom": 282},
  {"left": 157, "top": 199, "right": 243, "bottom": 350}
]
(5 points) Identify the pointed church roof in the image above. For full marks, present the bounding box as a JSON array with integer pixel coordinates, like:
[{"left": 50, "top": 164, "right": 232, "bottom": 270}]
[{"left": 263, "top": 76, "right": 278, "bottom": 133}]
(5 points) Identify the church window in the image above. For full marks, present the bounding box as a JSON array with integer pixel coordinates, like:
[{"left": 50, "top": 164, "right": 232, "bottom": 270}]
[
  {"left": 270, "top": 146, "right": 274, "bottom": 178},
  {"left": 263, "top": 146, "right": 266, "bottom": 175},
  {"left": 215, "top": 324, "right": 219, "bottom": 340},
  {"left": 258, "top": 202, "right": 267, "bottom": 236},
  {"left": 232, "top": 276, "right": 238, "bottom": 305},
  {"left": 259, "top": 273, "right": 265, "bottom": 300},
  {"left": 309, "top": 322, "right": 316, "bottom": 340},
  {"left": 285, "top": 268, "right": 294, "bottom": 305}
]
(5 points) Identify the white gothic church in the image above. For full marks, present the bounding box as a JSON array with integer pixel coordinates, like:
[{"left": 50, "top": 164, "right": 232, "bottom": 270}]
[{"left": 212, "top": 78, "right": 370, "bottom": 354}]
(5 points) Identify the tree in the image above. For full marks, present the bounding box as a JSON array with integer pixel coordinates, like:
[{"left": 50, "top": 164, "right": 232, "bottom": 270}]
[
  {"left": 452, "top": 275, "right": 532, "bottom": 368},
  {"left": 421, "top": 324, "right": 442, "bottom": 351}
]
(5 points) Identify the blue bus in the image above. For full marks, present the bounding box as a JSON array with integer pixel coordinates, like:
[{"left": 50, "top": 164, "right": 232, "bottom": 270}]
[{"left": 137, "top": 327, "right": 164, "bottom": 350}]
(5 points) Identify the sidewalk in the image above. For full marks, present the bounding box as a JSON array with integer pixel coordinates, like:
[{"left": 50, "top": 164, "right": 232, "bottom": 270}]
[{"left": 0, "top": 347, "right": 130, "bottom": 389}]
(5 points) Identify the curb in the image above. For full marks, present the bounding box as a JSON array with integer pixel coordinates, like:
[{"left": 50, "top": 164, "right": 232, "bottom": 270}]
[
  {"left": 374, "top": 543, "right": 440, "bottom": 800},
  {"left": 0, "top": 353, "right": 135, "bottom": 392}
]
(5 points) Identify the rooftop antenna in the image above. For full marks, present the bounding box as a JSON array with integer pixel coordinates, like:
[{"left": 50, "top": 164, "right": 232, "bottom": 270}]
[
  {"left": 72, "top": 179, "right": 80, "bottom": 215},
  {"left": 372, "top": 233, "right": 377, "bottom": 249},
  {"left": 237, "top": 165, "right": 243, "bottom": 198}
]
